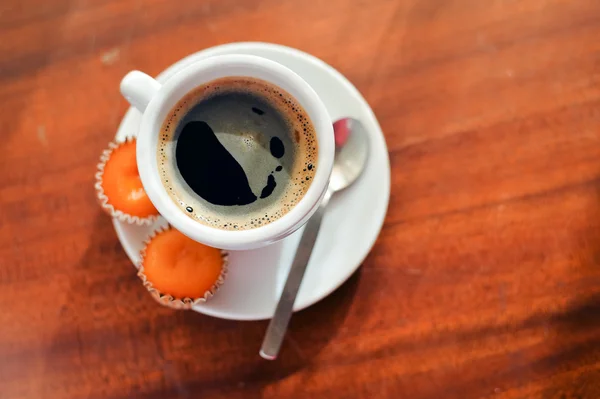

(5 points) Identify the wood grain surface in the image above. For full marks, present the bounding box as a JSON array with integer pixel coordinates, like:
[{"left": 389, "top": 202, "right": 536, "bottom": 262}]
[{"left": 2, "top": 0, "right": 600, "bottom": 397}]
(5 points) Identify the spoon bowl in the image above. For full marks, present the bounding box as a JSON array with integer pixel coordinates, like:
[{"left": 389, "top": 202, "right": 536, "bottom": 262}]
[{"left": 330, "top": 118, "right": 370, "bottom": 193}]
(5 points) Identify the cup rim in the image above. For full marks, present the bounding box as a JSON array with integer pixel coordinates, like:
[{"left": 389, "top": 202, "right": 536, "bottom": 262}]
[{"left": 136, "top": 54, "right": 334, "bottom": 250}]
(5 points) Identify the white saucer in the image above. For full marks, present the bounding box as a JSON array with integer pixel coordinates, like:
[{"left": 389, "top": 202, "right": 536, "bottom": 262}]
[{"left": 113, "top": 42, "right": 390, "bottom": 320}]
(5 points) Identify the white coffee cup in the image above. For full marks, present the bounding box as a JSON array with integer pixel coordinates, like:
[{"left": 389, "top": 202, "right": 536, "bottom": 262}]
[{"left": 120, "top": 55, "right": 334, "bottom": 250}]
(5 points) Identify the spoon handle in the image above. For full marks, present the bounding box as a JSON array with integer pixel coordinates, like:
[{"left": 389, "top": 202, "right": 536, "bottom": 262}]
[{"left": 260, "top": 190, "right": 333, "bottom": 360}]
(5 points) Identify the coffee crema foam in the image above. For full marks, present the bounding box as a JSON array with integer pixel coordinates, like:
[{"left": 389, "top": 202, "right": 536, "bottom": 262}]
[{"left": 158, "top": 77, "right": 318, "bottom": 231}]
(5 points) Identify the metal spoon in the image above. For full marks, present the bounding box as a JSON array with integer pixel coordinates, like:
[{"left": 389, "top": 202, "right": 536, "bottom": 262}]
[{"left": 260, "top": 118, "right": 370, "bottom": 360}]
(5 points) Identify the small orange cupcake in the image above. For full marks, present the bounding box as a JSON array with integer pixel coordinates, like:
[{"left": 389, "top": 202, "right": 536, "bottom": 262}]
[
  {"left": 95, "top": 138, "right": 159, "bottom": 225},
  {"left": 138, "top": 227, "right": 228, "bottom": 309}
]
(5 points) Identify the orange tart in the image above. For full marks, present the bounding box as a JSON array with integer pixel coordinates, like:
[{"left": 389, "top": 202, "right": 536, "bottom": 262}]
[
  {"left": 95, "top": 138, "right": 158, "bottom": 225},
  {"left": 138, "top": 227, "right": 228, "bottom": 309}
]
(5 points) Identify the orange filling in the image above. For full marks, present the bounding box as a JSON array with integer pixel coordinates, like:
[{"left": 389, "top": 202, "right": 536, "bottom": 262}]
[
  {"left": 143, "top": 229, "right": 223, "bottom": 299},
  {"left": 102, "top": 140, "right": 157, "bottom": 218}
]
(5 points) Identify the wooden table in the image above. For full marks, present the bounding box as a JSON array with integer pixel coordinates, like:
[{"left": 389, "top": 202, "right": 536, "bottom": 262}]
[{"left": 2, "top": 0, "right": 600, "bottom": 397}]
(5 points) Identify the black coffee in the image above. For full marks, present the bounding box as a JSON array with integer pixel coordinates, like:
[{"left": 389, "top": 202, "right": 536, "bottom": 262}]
[{"left": 158, "top": 77, "right": 318, "bottom": 231}]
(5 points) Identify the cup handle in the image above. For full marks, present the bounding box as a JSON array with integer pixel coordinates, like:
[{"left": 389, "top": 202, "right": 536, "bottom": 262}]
[{"left": 120, "top": 71, "right": 161, "bottom": 112}]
